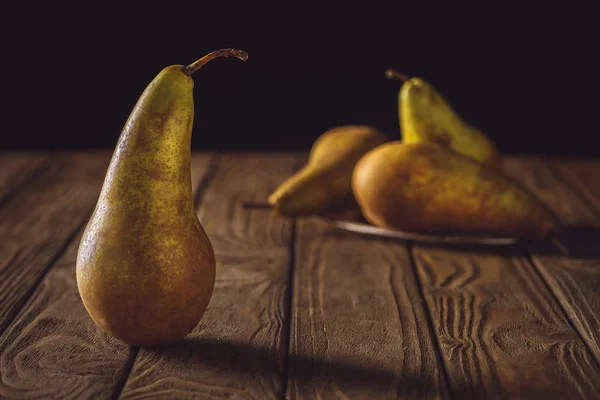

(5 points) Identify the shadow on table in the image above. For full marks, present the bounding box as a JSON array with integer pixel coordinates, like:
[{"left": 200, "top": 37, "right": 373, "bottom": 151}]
[
  {"left": 165, "top": 337, "right": 442, "bottom": 397},
  {"left": 159, "top": 337, "right": 575, "bottom": 399}
]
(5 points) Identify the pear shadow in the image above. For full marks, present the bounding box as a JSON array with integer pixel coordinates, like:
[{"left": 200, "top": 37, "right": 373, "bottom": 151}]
[
  {"left": 541, "top": 224, "right": 600, "bottom": 259},
  {"left": 151, "top": 337, "right": 440, "bottom": 397},
  {"left": 148, "top": 337, "right": 577, "bottom": 399}
]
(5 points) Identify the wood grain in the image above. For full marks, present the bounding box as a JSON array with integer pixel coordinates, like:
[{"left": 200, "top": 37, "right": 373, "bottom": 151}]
[
  {"left": 503, "top": 157, "right": 600, "bottom": 227},
  {"left": 0, "top": 229, "right": 133, "bottom": 400},
  {"left": 0, "top": 152, "right": 48, "bottom": 202},
  {"left": 0, "top": 153, "right": 214, "bottom": 399},
  {"left": 4, "top": 152, "right": 598, "bottom": 400},
  {"left": 286, "top": 218, "right": 450, "bottom": 399},
  {"left": 413, "top": 157, "right": 600, "bottom": 399},
  {"left": 412, "top": 245, "right": 600, "bottom": 399},
  {"left": 120, "top": 153, "right": 298, "bottom": 399},
  {"left": 503, "top": 157, "right": 600, "bottom": 365},
  {"left": 0, "top": 153, "right": 111, "bottom": 334},
  {"left": 190, "top": 152, "right": 215, "bottom": 199}
]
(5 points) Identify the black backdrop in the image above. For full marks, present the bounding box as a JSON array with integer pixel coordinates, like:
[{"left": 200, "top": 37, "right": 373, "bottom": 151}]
[{"left": 1, "top": 5, "right": 597, "bottom": 156}]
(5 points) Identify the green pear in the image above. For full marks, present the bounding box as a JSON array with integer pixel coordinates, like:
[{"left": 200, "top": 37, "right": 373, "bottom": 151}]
[
  {"left": 76, "top": 49, "right": 248, "bottom": 347},
  {"left": 352, "top": 141, "right": 560, "bottom": 240},
  {"left": 268, "top": 125, "right": 387, "bottom": 217},
  {"left": 386, "top": 69, "right": 502, "bottom": 169}
]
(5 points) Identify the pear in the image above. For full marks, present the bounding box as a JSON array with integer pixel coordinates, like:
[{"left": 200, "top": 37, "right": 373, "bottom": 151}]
[
  {"left": 386, "top": 69, "right": 502, "bottom": 169},
  {"left": 352, "top": 141, "right": 560, "bottom": 240},
  {"left": 268, "top": 125, "right": 387, "bottom": 217},
  {"left": 76, "top": 49, "right": 248, "bottom": 347}
]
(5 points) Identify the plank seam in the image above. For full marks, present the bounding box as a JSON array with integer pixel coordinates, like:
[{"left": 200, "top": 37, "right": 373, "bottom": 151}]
[
  {"left": 407, "top": 243, "right": 455, "bottom": 400},
  {"left": 110, "top": 346, "right": 140, "bottom": 400},
  {"left": 280, "top": 218, "right": 297, "bottom": 400},
  {"left": 388, "top": 253, "right": 407, "bottom": 400},
  {"left": 279, "top": 155, "right": 305, "bottom": 400}
]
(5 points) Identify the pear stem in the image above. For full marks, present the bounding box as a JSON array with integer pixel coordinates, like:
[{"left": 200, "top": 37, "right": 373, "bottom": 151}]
[
  {"left": 385, "top": 69, "right": 410, "bottom": 82},
  {"left": 183, "top": 48, "right": 249, "bottom": 76}
]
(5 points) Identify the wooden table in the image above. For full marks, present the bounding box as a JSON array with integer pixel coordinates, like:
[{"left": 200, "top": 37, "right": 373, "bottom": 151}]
[{"left": 1, "top": 151, "right": 600, "bottom": 399}]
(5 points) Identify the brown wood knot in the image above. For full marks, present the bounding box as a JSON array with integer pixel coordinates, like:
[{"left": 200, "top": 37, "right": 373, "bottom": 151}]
[{"left": 438, "top": 335, "right": 477, "bottom": 353}]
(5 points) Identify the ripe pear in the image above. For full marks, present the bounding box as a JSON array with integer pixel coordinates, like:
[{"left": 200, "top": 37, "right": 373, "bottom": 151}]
[
  {"left": 352, "top": 141, "right": 560, "bottom": 240},
  {"left": 76, "top": 49, "right": 248, "bottom": 347},
  {"left": 268, "top": 125, "right": 387, "bottom": 217},
  {"left": 386, "top": 69, "right": 502, "bottom": 169}
]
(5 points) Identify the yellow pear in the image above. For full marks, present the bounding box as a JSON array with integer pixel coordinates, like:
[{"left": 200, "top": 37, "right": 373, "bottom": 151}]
[
  {"left": 386, "top": 69, "right": 502, "bottom": 169},
  {"left": 268, "top": 125, "right": 387, "bottom": 217},
  {"left": 352, "top": 141, "right": 560, "bottom": 240}
]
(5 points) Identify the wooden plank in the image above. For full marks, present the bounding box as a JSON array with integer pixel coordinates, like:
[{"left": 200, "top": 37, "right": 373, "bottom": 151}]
[
  {"left": 0, "top": 153, "right": 48, "bottom": 202},
  {"left": 552, "top": 160, "right": 600, "bottom": 212},
  {"left": 412, "top": 245, "right": 600, "bottom": 399},
  {"left": 119, "top": 153, "right": 298, "bottom": 399},
  {"left": 410, "top": 157, "right": 600, "bottom": 399},
  {"left": 503, "top": 157, "right": 600, "bottom": 228},
  {"left": 0, "top": 152, "right": 111, "bottom": 333},
  {"left": 0, "top": 153, "right": 214, "bottom": 399},
  {"left": 0, "top": 229, "right": 133, "bottom": 400},
  {"left": 502, "top": 157, "right": 600, "bottom": 364},
  {"left": 286, "top": 218, "right": 450, "bottom": 399},
  {"left": 190, "top": 152, "right": 216, "bottom": 199}
]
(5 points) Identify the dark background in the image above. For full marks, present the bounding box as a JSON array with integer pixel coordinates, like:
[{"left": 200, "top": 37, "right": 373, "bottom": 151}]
[{"left": 1, "top": 5, "right": 597, "bottom": 156}]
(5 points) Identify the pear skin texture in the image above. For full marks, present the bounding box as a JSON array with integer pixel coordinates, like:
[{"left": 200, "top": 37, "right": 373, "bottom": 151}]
[
  {"left": 76, "top": 65, "right": 216, "bottom": 347},
  {"left": 399, "top": 78, "right": 502, "bottom": 169},
  {"left": 352, "top": 141, "right": 560, "bottom": 240},
  {"left": 268, "top": 125, "right": 387, "bottom": 217}
]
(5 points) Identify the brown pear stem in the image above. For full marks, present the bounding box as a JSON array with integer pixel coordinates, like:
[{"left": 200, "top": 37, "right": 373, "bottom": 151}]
[
  {"left": 385, "top": 69, "right": 410, "bottom": 82},
  {"left": 183, "top": 48, "right": 249, "bottom": 76}
]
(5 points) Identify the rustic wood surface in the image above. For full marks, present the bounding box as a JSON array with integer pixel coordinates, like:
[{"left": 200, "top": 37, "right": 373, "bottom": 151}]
[
  {"left": 286, "top": 218, "right": 450, "bottom": 399},
  {"left": 412, "top": 246, "right": 600, "bottom": 399},
  {"left": 0, "top": 153, "right": 48, "bottom": 204},
  {"left": 0, "top": 153, "right": 110, "bottom": 334},
  {"left": 0, "top": 152, "right": 599, "bottom": 400},
  {"left": 0, "top": 228, "right": 134, "bottom": 400},
  {"left": 504, "top": 158, "right": 600, "bottom": 366}
]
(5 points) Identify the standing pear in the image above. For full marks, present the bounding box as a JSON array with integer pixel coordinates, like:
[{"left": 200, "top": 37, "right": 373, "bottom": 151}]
[{"left": 76, "top": 49, "right": 248, "bottom": 347}]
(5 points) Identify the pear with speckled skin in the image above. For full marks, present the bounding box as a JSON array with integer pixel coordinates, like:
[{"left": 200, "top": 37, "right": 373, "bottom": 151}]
[
  {"left": 352, "top": 141, "right": 560, "bottom": 240},
  {"left": 386, "top": 69, "right": 502, "bottom": 169},
  {"left": 76, "top": 49, "right": 248, "bottom": 347}
]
